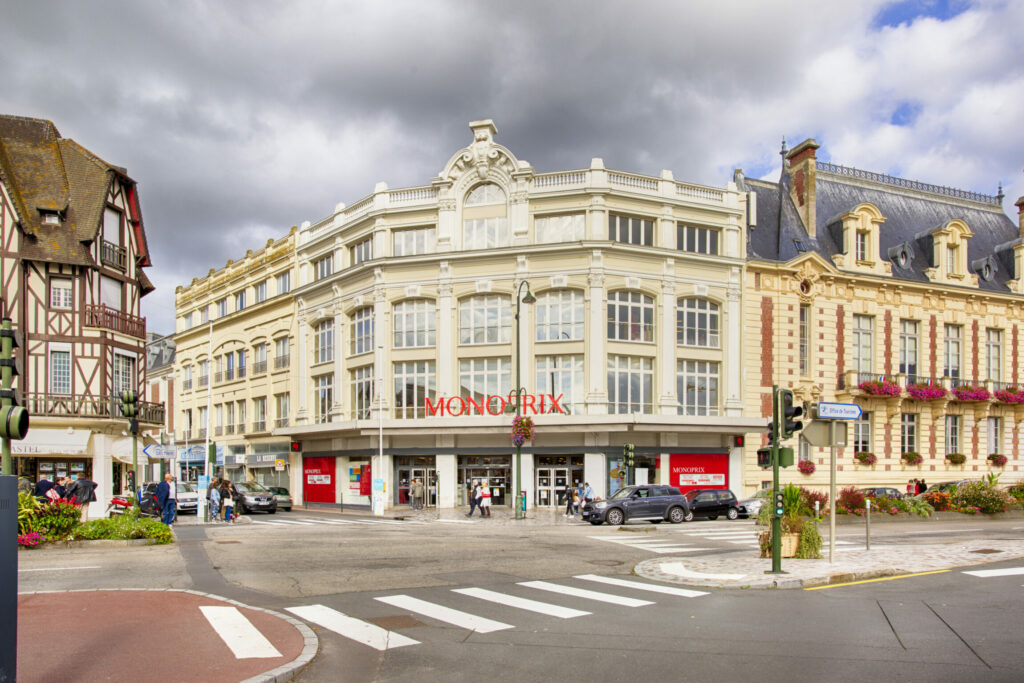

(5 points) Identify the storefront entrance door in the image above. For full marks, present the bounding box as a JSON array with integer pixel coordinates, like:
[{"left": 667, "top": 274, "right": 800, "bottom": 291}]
[
  {"left": 535, "top": 467, "right": 569, "bottom": 507},
  {"left": 396, "top": 466, "right": 436, "bottom": 508}
]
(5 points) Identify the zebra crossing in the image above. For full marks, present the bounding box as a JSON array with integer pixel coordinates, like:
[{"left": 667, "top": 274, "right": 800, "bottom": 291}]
[
  {"left": 588, "top": 521, "right": 857, "bottom": 554},
  {"left": 249, "top": 516, "right": 426, "bottom": 528},
  {"left": 285, "top": 574, "right": 707, "bottom": 651}
]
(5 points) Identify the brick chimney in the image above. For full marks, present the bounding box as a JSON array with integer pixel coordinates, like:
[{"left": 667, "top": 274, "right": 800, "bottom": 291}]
[
  {"left": 786, "top": 139, "right": 820, "bottom": 238},
  {"left": 1016, "top": 196, "right": 1024, "bottom": 237}
]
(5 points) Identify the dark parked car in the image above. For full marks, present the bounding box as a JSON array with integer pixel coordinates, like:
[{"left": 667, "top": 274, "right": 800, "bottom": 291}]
[
  {"left": 681, "top": 488, "right": 741, "bottom": 521},
  {"left": 859, "top": 487, "right": 904, "bottom": 500},
  {"left": 232, "top": 481, "right": 278, "bottom": 514},
  {"left": 268, "top": 486, "right": 293, "bottom": 511},
  {"left": 582, "top": 485, "right": 689, "bottom": 526}
]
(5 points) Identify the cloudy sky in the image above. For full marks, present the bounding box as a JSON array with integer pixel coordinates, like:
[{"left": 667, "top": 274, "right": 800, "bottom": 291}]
[{"left": 2, "top": 0, "right": 1022, "bottom": 335}]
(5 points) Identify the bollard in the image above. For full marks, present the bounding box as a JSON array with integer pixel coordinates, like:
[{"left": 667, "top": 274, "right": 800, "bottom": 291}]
[{"left": 865, "top": 497, "right": 871, "bottom": 551}]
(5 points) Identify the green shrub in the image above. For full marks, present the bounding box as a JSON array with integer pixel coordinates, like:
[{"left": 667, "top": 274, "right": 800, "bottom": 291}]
[
  {"left": 18, "top": 492, "right": 42, "bottom": 535},
  {"left": 31, "top": 499, "right": 82, "bottom": 540},
  {"left": 951, "top": 481, "right": 1013, "bottom": 514},
  {"left": 73, "top": 507, "right": 173, "bottom": 544},
  {"left": 782, "top": 483, "right": 808, "bottom": 517},
  {"left": 795, "top": 520, "right": 822, "bottom": 559},
  {"left": 837, "top": 486, "right": 866, "bottom": 510},
  {"left": 874, "top": 495, "right": 907, "bottom": 514},
  {"left": 800, "top": 488, "right": 829, "bottom": 514},
  {"left": 906, "top": 498, "right": 934, "bottom": 518}
]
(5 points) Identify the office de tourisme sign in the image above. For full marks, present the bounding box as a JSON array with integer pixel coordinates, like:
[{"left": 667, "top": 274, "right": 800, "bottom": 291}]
[{"left": 425, "top": 393, "right": 566, "bottom": 417}]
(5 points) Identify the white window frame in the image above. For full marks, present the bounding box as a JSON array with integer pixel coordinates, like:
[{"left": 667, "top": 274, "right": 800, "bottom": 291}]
[
  {"left": 234, "top": 291, "right": 245, "bottom": 312},
  {"left": 536, "top": 213, "right": 585, "bottom": 243},
  {"left": 464, "top": 183, "right": 506, "bottom": 206},
  {"left": 50, "top": 277, "right": 73, "bottom": 309},
  {"left": 900, "top": 320, "right": 919, "bottom": 381},
  {"left": 314, "top": 320, "right": 334, "bottom": 365},
  {"left": 901, "top": 413, "right": 917, "bottom": 454},
  {"left": 798, "top": 304, "right": 809, "bottom": 375},
  {"left": 49, "top": 346, "right": 72, "bottom": 394},
  {"left": 607, "top": 291, "right": 654, "bottom": 343},
  {"left": 463, "top": 217, "right": 509, "bottom": 250},
  {"left": 677, "top": 298, "right": 720, "bottom": 348},
  {"left": 393, "top": 300, "right": 436, "bottom": 349},
  {"left": 607, "top": 355, "right": 652, "bottom": 414},
  {"left": 608, "top": 213, "right": 653, "bottom": 246},
  {"left": 351, "top": 365, "right": 375, "bottom": 420},
  {"left": 986, "top": 328, "right": 1002, "bottom": 383},
  {"left": 254, "top": 281, "right": 267, "bottom": 304},
  {"left": 853, "top": 412, "right": 872, "bottom": 453},
  {"left": 393, "top": 226, "right": 436, "bottom": 256},
  {"left": 945, "top": 414, "right": 961, "bottom": 454},
  {"left": 536, "top": 290, "right": 584, "bottom": 342},
  {"left": 275, "top": 392, "right": 290, "bottom": 428},
  {"left": 393, "top": 360, "right": 436, "bottom": 419},
  {"left": 276, "top": 271, "right": 291, "bottom": 295},
  {"left": 987, "top": 416, "right": 1002, "bottom": 455},
  {"left": 112, "top": 351, "right": 135, "bottom": 396},
  {"left": 458, "top": 357, "right": 511, "bottom": 403},
  {"left": 314, "top": 254, "right": 334, "bottom": 281},
  {"left": 314, "top": 374, "right": 333, "bottom": 424},
  {"left": 351, "top": 236, "right": 373, "bottom": 265},
  {"left": 677, "top": 224, "right": 720, "bottom": 255},
  {"left": 944, "top": 323, "right": 961, "bottom": 380},
  {"left": 536, "top": 355, "right": 584, "bottom": 415},
  {"left": 459, "top": 295, "right": 512, "bottom": 345},
  {"left": 676, "top": 360, "right": 719, "bottom": 416},
  {"left": 853, "top": 315, "right": 873, "bottom": 375},
  {"left": 350, "top": 307, "right": 374, "bottom": 355}
]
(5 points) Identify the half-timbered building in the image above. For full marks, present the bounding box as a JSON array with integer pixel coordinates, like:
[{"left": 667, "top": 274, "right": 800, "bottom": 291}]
[{"left": 0, "top": 115, "right": 164, "bottom": 517}]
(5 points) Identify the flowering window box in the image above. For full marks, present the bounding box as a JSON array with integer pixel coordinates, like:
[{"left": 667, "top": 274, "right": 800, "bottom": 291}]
[
  {"left": 901, "top": 452, "right": 923, "bottom": 466},
  {"left": 854, "top": 452, "right": 877, "bottom": 466},
  {"left": 905, "top": 383, "right": 948, "bottom": 401},
  {"left": 988, "top": 453, "right": 1008, "bottom": 467},
  {"left": 951, "top": 385, "right": 990, "bottom": 402},
  {"left": 511, "top": 415, "right": 535, "bottom": 446},
  {"left": 858, "top": 379, "right": 902, "bottom": 397},
  {"left": 945, "top": 452, "right": 967, "bottom": 465},
  {"left": 994, "top": 389, "right": 1024, "bottom": 404},
  {"left": 797, "top": 460, "right": 816, "bottom": 475}
]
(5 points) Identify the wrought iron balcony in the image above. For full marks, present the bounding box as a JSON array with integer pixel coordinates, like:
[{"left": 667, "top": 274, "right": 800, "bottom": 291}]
[
  {"left": 84, "top": 304, "right": 146, "bottom": 338},
  {"left": 274, "top": 354, "right": 290, "bottom": 369},
  {"left": 100, "top": 239, "right": 127, "bottom": 271},
  {"left": 25, "top": 392, "right": 165, "bottom": 425},
  {"left": 252, "top": 360, "right": 267, "bottom": 376}
]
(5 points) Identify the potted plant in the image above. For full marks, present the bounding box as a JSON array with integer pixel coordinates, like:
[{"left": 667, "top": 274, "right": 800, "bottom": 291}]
[
  {"left": 511, "top": 415, "right": 535, "bottom": 446},
  {"left": 994, "top": 389, "right": 1024, "bottom": 404},
  {"left": 951, "top": 385, "right": 991, "bottom": 402},
  {"left": 988, "top": 453, "right": 1008, "bottom": 467},
  {"left": 854, "top": 452, "right": 877, "bottom": 466},
  {"left": 905, "top": 383, "right": 948, "bottom": 401},
  {"left": 946, "top": 452, "right": 967, "bottom": 465},
  {"left": 858, "top": 379, "right": 902, "bottom": 397},
  {"left": 797, "top": 460, "right": 816, "bottom": 475},
  {"left": 901, "top": 451, "right": 924, "bottom": 466},
  {"left": 757, "top": 484, "right": 821, "bottom": 559}
]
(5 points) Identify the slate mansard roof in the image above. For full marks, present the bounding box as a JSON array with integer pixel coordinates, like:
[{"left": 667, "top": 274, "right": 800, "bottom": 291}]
[
  {"left": 0, "top": 114, "right": 152, "bottom": 277},
  {"left": 743, "top": 155, "right": 1019, "bottom": 293}
]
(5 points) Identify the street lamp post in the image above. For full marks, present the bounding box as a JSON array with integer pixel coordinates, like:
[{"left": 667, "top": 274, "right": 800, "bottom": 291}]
[{"left": 514, "top": 280, "right": 536, "bottom": 520}]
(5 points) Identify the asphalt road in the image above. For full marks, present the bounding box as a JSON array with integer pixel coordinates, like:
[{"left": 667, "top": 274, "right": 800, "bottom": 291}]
[{"left": 17, "top": 512, "right": 1024, "bottom": 682}]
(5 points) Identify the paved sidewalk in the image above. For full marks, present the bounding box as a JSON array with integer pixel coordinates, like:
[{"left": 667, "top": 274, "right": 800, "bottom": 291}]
[
  {"left": 636, "top": 538, "right": 1024, "bottom": 590},
  {"left": 17, "top": 589, "right": 316, "bottom": 683}
]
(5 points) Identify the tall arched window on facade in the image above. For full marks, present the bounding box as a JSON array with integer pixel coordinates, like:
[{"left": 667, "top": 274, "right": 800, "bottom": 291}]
[{"left": 463, "top": 183, "right": 509, "bottom": 249}]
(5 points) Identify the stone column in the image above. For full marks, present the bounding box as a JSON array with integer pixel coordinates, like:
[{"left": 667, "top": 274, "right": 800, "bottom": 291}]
[
  {"left": 295, "top": 311, "right": 309, "bottom": 424},
  {"left": 585, "top": 267, "right": 608, "bottom": 413},
  {"left": 725, "top": 285, "right": 743, "bottom": 416},
  {"left": 659, "top": 277, "right": 677, "bottom": 414}
]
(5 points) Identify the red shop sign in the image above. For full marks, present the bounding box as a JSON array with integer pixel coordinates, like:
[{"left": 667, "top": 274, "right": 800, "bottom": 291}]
[{"left": 425, "top": 393, "right": 565, "bottom": 417}]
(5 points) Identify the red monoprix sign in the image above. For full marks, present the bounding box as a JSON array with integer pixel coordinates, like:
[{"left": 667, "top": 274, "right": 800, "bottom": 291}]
[
  {"left": 425, "top": 393, "right": 565, "bottom": 417},
  {"left": 669, "top": 453, "right": 729, "bottom": 493}
]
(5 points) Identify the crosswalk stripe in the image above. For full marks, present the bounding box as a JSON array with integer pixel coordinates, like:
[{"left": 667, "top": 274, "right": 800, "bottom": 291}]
[
  {"left": 963, "top": 567, "right": 1024, "bottom": 578},
  {"left": 268, "top": 519, "right": 316, "bottom": 525},
  {"left": 575, "top": 574, "right": 709, "bottom": 598},
  {"left": 199, "top": 606, "right": 282, "bottom": 659},
  {"left": 297, "top": 518, "right": 359, "bottom": 525},
  {"left": 286, "top": 604, "right": 419, "bottom": 650},
  {"left": 251, "top": 521, "right": 288, "bottom": 526},
  {"left": 376, "top": 595, "right": 513, "bottom": 633},
  {"left": 686, "top": 532, "right": 755, "bottom": 538},
  {"left": 452, "top": 587, "right": 590, "bottom": 619},
  {"left": 518, "top": 581, "right": 653, "bottom": 607}
]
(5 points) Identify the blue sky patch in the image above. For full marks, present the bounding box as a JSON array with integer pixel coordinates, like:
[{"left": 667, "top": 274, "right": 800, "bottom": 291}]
[
  {"left": 890, "top": 101, "right": 921, "bottom": 126},
  {"left": 873, "top": 0, "right": 971, "bottom": 28}
]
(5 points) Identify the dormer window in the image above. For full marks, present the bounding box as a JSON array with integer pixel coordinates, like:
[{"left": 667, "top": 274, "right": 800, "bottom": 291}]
[
  {"left": 42, "top": 211, "right": 60, "bottom": 225},
  {"left": 836, "top": 203, "right": 885, "bottom": 272},
  {"left": 925, "top": 219, "right": 973, "bottom": 283},
  {"left": 946, "top": 245, "right": 958, "bottom": 275},
  {"left": 855, "top": 231, "right": 868, "bottom": 261}
]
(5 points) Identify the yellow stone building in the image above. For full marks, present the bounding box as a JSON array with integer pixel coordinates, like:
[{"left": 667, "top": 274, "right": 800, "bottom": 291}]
[{"left": 739, "top": 139, "right": 1024, "bottom": 496}]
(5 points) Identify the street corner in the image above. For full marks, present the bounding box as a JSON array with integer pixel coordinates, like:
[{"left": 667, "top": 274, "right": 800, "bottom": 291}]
[{"left": 17, "top": 589, "right": 317, "bottom": 683}]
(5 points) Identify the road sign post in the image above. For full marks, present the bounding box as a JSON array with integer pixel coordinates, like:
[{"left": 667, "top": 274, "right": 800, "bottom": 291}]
[{"left": 811, "top": 402, "right": 861, "bottom": 564}]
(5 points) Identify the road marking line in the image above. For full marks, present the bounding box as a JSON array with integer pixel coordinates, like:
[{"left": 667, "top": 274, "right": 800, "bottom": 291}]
[
  {"left": 963, "top": 567, "right": 1024, "bottom": 578},
  {"left": 199, "top": 606, "right": 282, "bottom": 659},
  {"left": 297, "top": 518, "right": 358, "bottom": 525},
  {"left": 804, "top": 569, "right": 951, "bottom": 590},
  {"left": 437, "top": 519, "right": 475, "bottom": 524},
  {"left": 18, "top": 566, "right": 101, "bottom": 572},
  {"left": 575, "top": 574, "right": 709, "bottom": 598},
  {"left": 375, "top": 595, "right": 513, "bottom": 633},
  {"left": 902, "top": 528, "right": 983, "bottom": 535},
  {"left": 264, "top": 519, "right": 316, "bottom": 525},
  {"left": 658, "top": 562, "right": 746, "bottom": 581},
  {"left": 518, "top": 581, "right": 654, "bottom": 607},
  {"left": 685, "top": 531, "right": 755, "bottom": 538},
  {"left": 452, "top": 587, "right": 590, "bottom": 619},
  {"left": 251, "top": 521, "right": 288, "bottom": 526},
  {"left": 286, "top": 604, "right": 418, "bottom": 650}
]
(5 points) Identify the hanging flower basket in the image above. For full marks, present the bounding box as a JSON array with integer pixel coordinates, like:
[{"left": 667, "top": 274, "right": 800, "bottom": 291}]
[
  {"left": 994, "top": 389, "right": 1024, "bottom": 404},
  {"left": 988, "top": 453, "right": 1008, "bottom": 467},
  {"left": 858, "top": 379, "right": 902, "bottom": 397},
  {"left": 905, "top": 383, "right": 948, "bottom": 401},
  {"left": 511, "top": 415, "right": 535, "bottom": 446},
  {"left": 951, "top": 385, "right": 990, "bottom": 402},
  {"left": 854, "top": 452, "right": 877, "bottom": 466},
  {"left": 797, "top": 460, "right": 816, "bottom": 475},
  {"left": 901, "top": 452, "right": 924, "bottom": 466},
  {"left": 945, "top": 452, "right": 967, "bottom": 465}
]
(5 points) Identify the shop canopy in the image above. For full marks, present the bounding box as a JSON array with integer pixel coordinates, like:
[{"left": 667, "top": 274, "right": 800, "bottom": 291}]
[{"left": 11, "top": 428, "right": 90, "bottom": 456}]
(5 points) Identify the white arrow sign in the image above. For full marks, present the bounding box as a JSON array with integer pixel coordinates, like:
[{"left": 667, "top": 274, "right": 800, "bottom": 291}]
[
  {"left": 144, "top": 445, "right": 177, "bottom": 459},
  {"left": 816, "top": 402, "right": 862, "bottom": 420}
]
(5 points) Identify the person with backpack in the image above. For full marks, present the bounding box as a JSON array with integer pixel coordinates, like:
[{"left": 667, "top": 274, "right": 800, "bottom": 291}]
[{"left": 220, "top": 481, "right": 235, "bottom": 523}]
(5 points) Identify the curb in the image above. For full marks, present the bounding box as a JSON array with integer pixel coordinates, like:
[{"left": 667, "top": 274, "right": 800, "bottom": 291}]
[{"left": 18, "top": 588, "right": 318, "bottom": 682}]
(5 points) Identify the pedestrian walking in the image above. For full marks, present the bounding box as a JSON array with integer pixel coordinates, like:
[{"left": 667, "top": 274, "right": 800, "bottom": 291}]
[
  {"left": 220, "top": 481, "right": 235, "bottom": 523},
  {"left": 155, "top": 473, "right": 177, "bottom": 527},
  {"left": 32, "top": 474, "right": 54, "bottom": 503},
  {"left": 409, "top": 479, "right": 421, "bottom": 509},
  {"left": 564, "top": 486, "right": 576, "bottom": 517},
  {"left": 466, "top": 479, "right": 481, "bottom": 517},
  {"left": 66, "top": 472, "right": 97, "bottom": 520},
  {"left": 583, "top": 482, "right": 594, "bottom": 504},
  {"left": 479, "top": 480, "right": 492, "bottom": 517},
  {"left": 209, "top": 482, "right": 222, "bottom": 522},
  {"left": 917, "top": 479, "right": 927, "bottom": 495},
  {"left": 906, "top": 479, "right": 915, "bottom": 497}
]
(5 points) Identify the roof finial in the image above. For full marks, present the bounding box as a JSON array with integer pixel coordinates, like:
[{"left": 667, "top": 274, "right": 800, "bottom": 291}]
[
  {"left": 780, "top": 136, "right": 788, "bottom": 157},
  {"left": 997, "top": 182, "right": 1004, "bottom": 204}
]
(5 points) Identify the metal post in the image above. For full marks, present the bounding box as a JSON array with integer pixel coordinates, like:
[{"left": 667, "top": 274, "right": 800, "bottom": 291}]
[
  {"left": 829, "top": 421, "right": 836, "bottom": 564},
  {"left": 0, "top": 475, "right": 17, "bottom": 680},
  {"left": 866, "top": 497, "right": 871, "bottom": 550},
  {"left": 513, "top": 280, "right": 534, "bottom": 520},
  {"left": 1, "top": 318, "right": 12, "bottom": 476},
  {"left": 768, "top": 385, "right": 783, "bottom": 574}
]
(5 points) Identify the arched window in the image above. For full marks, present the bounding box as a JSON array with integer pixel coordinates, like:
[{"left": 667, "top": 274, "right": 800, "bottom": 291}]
[
  {"left": 676, "top": 298, "right": 720, "bottom": 348},
  {"left": 350, "top": 307, "right": 374, "bottom": 355},
  {"left": 463, "top": 183, "right": 509, "bottom": 249},
  {"left": 464, "top": 183, "right": 506, "bottom": 206},
  {"left": 536, "top": 290, "right": 584, "bottom": 341},
  {"left": 459, "top": 295, "right": 511, "bottom": 345},
  {"left": 393, "top": 300, "right": 436, "bottom": 348},
  {"left": 607, "top": 291, "right": 654, "bottom": 342}
]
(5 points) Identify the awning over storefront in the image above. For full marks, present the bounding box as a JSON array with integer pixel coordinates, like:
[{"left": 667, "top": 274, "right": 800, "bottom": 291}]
[{"left": 11, "top": 428, "right": 91, "bottom": 456}]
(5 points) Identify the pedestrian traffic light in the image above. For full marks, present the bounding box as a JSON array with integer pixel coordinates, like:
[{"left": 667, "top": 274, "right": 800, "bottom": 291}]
[
  {"left": 290, "top": 441, "right": 302, "bottom": 452},
  {"left": 756, "top": 447, "right": 771, "bottom": 468},
  {"left": 0, "top": 320, "right": 29, "bottom": 443},
  {"left": 208, "top": 443, "right": 217, "bottom": 464},
  {"left": 774, "top": 491, "right": 785, "bottom": 517},
  {"left": 623, "top": 443, "right": 635, "bottom": 467},
  {"left": 126, "top": 469, "right": 136, "bottom": 492},
  {"left": 777, "top": 388, "right": 804, "bottom": 439},
  {"left": 121, "top": 389, "right": 138, "bottom": 418}
]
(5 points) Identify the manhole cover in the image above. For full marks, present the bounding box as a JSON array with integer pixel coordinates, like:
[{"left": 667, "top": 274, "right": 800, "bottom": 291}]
[
  {"left": 587, "top": 559, "right": 624, "bottom": 566},
  {"left": 370, "top": 615, "right": 424, "bottom": 630},
  {"left": 970, "top": 548, "right": 1003, "bottom": 554},
  {"left": 215, "top": 540, "right": 241, "bottom": 544}
]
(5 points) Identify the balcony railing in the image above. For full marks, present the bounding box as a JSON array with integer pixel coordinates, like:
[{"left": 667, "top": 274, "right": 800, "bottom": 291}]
[
  {"left": 253, "top": 420, "right": 266, "bottom": 432},
  {"left": 252, "top": 360, "right": 267, "bottom": 375},
  {"left": 225, "top": 424, "right": 235, "bottom": 434},
  {"left": 100, "top": 239, "right": 127, "bottom": 271},
  {"left": 275, "top": 417, "right": 289, "bottom": 428},
  {"left": 198, "top": 428, "right": 207, "bottom": 439},
  {"left": 238, "top": 366, "right": 246, "bottom": 379},
  {"left": 215, "top": 426, "right": 223, "bottom": 436},
  {"left": 25, "top": 393, "right": 165, "bottom": 425},
  {"left": 183, "top": 378, "right": 192, "bottom": 391},
  {"left": 84, "top": 304, "right": 145, "bottom": 339},
  {"left": 214, "top": 371, "right": 224, "bottom": 383},
  {"left": 225, "top": 368, "right": 234, "bottom": 381},
  {"left": 199, "top": 375, "right": 209, "bottom": 387},
  {"left": 274, "top": 354, "right": 290, "bottom": 369}
]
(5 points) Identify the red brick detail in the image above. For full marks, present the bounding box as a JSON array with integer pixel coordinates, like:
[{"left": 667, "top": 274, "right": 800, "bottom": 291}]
[
  {"left": 883, "top": 310, "right": 893, "bottom": 375},
  {"left": 1014, "top": 424, "right": 1020, "bottom": 459},
  {"left": 760, "top": 297, "right": 774, "bottom": 386},
  {"left": 788, "top": 147, "right": 817, "bottom": 167},
  {"left": 836, "top": 305, "right": 845, "bottom": 380},
  {"left": 1014, "top": 326, "right": 1019, "bottom": 385},
  {"left": 793, "top": 169, "right": 807, "bottom": 206},
  {"left": 971, "top": 422, "right": 979, "bottom": 458},
  {"left": 929, "top": 315, "right": 938, "bottom": 378},
  {"left": 971, "top": 319, "right": 979, "bottom": 381},
  {"left": 928, "top": 420, "right": 936, "bottom": 458},
  {"left": 760, "top": 392, "right": 773, "bottom": 446},
  {"left": 884, "top": 421, "right": 892, "bottom": 457}
]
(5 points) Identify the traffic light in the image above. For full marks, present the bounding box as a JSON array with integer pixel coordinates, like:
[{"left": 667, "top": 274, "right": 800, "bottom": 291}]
[
  {"left": 0, "top": 319, "right": 29, "bottom": 442},
  {"left": 290, "top": 441, "right": 302, "bottom": 452},
  {"left": 777, "top": 447, "right": 794, "bottom": 468},
  {"left": 756, "top": 447, "right": 771, "bottom": 468},
  {"left": 121, "top": 389, "right": 138, "bottom": 418},
  {"left": 623, "top": 443, "right": 635, "bottom": 467},
  {"left": 126, "top": 469, "right": 136, "bottom": 492},
  {"left": 777, "top": 388, "right": 804, "bottom": 439},
  {"left": 774, "top": 491, "right": 785, "bottom": 517},
  {"left": 208, "top": 443, "right": 217, "bottom": 464}
]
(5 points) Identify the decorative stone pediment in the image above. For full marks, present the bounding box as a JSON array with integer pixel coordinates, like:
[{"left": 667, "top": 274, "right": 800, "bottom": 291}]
[{"left": 440, "top": 120, "right": 520, "bottom": 187}]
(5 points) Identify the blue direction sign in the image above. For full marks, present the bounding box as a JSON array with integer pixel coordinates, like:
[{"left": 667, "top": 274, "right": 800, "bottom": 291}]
[
  {"left": 817, "top": 402, "right": 862, "bottom": 420},
  {"left": 144, "top": 445, "right": 177, "bottom": 459}
]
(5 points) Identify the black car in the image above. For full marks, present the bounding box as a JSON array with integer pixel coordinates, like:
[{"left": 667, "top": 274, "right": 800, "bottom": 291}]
[
  {"left": 232, "top": 481, "right": 278, "bottom": 514},
  {"left": 582, "top": 485, "right": 689, "bottom": 526},
  {"left": 681, "top": 488, "right": 741, "bottom": 521}
]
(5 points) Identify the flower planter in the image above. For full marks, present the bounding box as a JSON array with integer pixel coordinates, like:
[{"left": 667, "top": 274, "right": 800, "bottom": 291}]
[
  {"left": 951, "top": 386, "right": 990, "bottom": 402},
  {"left": 905, "top": 383, "right": 948, "bottom": 401},
  {"left": 759, "top": 533, "right": 800, "bottom": 558},
  {"left": 858, "top": 380, "right": 902, "bottom": 397}
]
